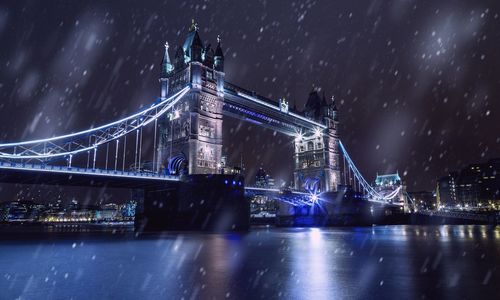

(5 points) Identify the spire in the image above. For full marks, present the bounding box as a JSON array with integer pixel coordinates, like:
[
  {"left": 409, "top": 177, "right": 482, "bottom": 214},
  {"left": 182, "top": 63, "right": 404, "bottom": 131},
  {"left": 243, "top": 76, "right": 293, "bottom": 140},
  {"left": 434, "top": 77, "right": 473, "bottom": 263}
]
[
  {"left": 214, "top": 34, "right": 224, "bottom": 72},
  {"left": 161, "top": 41, "right": 174, "bottom": 77},
  {"left": 189, "top": 19, "right": 198, "bottom": 32},
  {"left": 215, "top": 35, "right": 224, "bottom": 58},
  {"left": 203, "top": 43, "right": 214, "bottom": 67},
  {"left": 304, "top": 86, "right": 322, "bottom": 121},
  {"left": 174, "top": 46, "right": 186, "bottom": 69},
  {"left": 331, "top": 95, "right": 338, "bottom": 110},
  {"left": 183, "top": 20, "right": 203, "bottom": 62}
]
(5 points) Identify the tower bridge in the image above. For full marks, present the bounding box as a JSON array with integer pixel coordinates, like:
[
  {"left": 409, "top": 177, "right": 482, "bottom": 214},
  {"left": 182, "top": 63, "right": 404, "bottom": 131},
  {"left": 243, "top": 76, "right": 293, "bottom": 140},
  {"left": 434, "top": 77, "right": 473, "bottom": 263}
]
[{"left": 0, "top": 22, "right": 408, "bottom": 230}]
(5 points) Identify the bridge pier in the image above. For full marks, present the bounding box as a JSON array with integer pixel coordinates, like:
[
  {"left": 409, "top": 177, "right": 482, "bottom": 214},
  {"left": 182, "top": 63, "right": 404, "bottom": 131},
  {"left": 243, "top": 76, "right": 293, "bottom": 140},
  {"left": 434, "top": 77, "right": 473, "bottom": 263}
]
[
  {"left": 135, "top": 174, "right": 249, "bottom": 232},
  {"left": 275, "top": 189, "right": 407, "bottom": 227}
]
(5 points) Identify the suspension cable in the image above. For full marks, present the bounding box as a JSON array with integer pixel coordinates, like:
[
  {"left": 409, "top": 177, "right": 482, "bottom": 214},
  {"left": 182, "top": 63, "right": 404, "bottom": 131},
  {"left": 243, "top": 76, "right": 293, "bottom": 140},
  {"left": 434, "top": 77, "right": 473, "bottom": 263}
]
[{"left": 114, "top": 139, "right": 119, "bottom": 171}]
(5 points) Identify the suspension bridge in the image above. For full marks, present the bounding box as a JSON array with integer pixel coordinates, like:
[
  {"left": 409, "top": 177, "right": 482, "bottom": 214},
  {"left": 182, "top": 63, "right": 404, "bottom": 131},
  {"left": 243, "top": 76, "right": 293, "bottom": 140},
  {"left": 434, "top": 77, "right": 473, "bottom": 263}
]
[
  {"left": 0, "top": 22, "right": 409, "bottom": 230},
  {"left": 0, "top": 82, "right": 404, "bottom": 204}
]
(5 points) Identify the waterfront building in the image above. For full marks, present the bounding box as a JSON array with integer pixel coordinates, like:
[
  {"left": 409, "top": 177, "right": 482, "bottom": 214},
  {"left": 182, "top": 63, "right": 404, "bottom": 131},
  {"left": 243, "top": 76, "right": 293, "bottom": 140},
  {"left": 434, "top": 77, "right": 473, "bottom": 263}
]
[
  {"left": 437, "top": 172, "right": 459, "bottom": 207},
  {"left": 255, "top": 168, "right": 275, "bottom": 188},
  {"left": 96, "top": 203, "right": 119, "bottom": 221},
  {"left": 437, "top": 158, "right": 500, "bottom": 209},
  {"left": 251, "top": 168, "right": 277, "bottom": 217},
  {"left": 408, "top": 191, "right": 436, "bottom": 210},
  {"left": 219, "top": 156, "right": 242, "bottom": 175}
]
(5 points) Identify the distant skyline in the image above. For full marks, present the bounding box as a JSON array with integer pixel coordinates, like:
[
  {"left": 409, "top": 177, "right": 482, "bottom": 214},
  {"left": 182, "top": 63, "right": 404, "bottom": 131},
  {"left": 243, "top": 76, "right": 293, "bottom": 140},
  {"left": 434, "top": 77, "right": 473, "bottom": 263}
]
[{"left": 0, "top": 1, "right": 499, "bottom": 190}]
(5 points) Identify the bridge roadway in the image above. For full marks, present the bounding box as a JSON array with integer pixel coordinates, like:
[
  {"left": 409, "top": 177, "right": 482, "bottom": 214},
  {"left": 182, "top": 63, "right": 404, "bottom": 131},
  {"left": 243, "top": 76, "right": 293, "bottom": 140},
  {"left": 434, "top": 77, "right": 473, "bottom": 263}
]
[
  {"left": 0, "top": 161, "right": 179, "bottom": 189},
  {"left": 0, "top": 162, "right": 308, "bottom": 199},
  {"left": 223, "top": 82, "right": 326, "bottom": 136}
]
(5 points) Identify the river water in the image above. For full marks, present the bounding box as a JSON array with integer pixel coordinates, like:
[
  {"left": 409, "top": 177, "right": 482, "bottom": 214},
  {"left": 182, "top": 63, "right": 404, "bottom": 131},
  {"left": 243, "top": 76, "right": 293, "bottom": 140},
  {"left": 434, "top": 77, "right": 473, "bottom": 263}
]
[{"left": 0, "top": 225, "right": 499, "bottom": 299}]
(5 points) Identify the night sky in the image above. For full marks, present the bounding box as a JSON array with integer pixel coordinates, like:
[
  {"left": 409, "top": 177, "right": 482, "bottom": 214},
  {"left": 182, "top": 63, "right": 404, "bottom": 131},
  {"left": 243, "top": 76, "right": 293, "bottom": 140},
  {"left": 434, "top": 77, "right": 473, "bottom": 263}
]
[{"left": 0, "top": 0, "right": 499, "bottom": 192}]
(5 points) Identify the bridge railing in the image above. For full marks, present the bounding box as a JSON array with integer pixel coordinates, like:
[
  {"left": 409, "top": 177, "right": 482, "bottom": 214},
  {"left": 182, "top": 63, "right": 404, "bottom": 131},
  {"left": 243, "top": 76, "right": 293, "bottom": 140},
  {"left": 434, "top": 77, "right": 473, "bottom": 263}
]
[
  {"left": 0, "top": 161, "right": 179, "bottom": 181},
  {"left": 0, "top": 86, "right": 190, "bottom": 161}
]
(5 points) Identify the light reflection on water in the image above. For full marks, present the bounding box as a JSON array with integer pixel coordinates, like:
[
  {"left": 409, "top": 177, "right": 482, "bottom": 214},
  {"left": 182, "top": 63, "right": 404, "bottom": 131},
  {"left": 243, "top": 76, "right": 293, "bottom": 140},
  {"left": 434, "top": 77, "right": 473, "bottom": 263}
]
[{"left": 0, "top": 225, "right": 499, "bottom": 300}]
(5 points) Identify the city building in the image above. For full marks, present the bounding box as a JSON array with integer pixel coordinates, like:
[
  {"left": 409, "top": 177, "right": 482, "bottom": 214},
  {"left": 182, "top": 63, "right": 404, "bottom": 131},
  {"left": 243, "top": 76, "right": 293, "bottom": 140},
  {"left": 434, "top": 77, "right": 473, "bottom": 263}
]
[
  {"left": 0, "top": 201, "right": 44, "bottom": 222},
  {"left": 437, "top": 158, "right": 500, "bottom": 209},
  {"left": 96, "top": 203, "right": 120, "bottom": 221},
  {"left": 436, "top": 172, "right": 458, "bottom": 207},
  {"left": 251, "top": 168, "right": 277, "bottom": 217},
  {"left": 255, "top": 168, "right": 275, "bottom": 188},
  {"left": 219, "top": 156, "right": 242, "bottom": 175},
  {"left": 408, "top": 191, "right": 436, "bottom": 211}
]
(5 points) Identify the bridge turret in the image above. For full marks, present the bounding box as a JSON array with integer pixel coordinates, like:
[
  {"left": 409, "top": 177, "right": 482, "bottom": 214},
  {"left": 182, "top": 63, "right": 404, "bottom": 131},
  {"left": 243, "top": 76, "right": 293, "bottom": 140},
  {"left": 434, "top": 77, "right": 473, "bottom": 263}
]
[
  {"left": 204, "top": 44, "right": 214, "bottom": 68},
  {"left": 182, "top": 20, "right": 204, "bottom": 63},
  {"left": 174, "top": 46, "right": 186, "bottom": 69},
  {"left": 294, "top": 89, "right": 340, "bottom": 193},
  {"left": 214, "top": 35, "right": 224, "bottom": 72},
  {"left": 159, "top": 42, "right": 174, "bottom": 99},
  {"left": 303, "top": 88, "right": 323, "bottom": 121},
  {"left": 161, "top": 42, "right": 174, "bottom": 77},
  {"left": 157, "top": 21, "right": 225, "bottom": 176}
]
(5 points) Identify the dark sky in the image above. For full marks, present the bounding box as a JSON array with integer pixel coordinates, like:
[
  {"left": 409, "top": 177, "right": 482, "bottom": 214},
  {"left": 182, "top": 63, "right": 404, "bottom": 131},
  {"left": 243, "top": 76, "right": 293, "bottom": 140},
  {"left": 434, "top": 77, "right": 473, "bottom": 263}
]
[{"left": 0, "top": 0, "right": 499, "bottom": 191}]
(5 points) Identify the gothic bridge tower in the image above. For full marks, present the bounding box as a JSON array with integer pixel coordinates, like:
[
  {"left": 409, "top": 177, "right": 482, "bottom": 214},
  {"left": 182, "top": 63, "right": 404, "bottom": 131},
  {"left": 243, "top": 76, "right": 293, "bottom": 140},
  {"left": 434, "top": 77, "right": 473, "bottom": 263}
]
[
  {"left": 157, "top": 20, "right": 225, "bottom": 175},
  {"left": 293, "top": 90, "right": 340, "bottom": 192}
]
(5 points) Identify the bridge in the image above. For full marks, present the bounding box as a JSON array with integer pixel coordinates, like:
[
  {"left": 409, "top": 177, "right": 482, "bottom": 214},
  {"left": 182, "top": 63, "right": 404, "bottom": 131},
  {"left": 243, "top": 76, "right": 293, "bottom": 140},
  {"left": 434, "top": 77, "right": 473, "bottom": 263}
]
[{"left": 0, "top": 22, "right": 408, "bottom": 230}]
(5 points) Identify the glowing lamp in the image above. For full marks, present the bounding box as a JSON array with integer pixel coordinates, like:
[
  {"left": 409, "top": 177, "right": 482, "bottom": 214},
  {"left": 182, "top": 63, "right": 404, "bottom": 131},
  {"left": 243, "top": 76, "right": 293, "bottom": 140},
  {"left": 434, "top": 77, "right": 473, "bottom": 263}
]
[{"left": 310, "top": 194, "right": 319, "bottom": 203}]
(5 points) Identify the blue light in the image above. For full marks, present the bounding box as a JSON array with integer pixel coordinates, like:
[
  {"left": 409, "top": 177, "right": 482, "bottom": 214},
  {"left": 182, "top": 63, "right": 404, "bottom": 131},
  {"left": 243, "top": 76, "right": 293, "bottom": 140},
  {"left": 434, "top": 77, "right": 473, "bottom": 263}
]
[
  {"left": 232, "top": 180, "right": 236, "bottom": 185},
  {"left": 238, "top": 181, "right": 242, "bottom": 186},
  {"left": 310, "top": 194, "right": 319, "bottom": 203},
  {"left": 224, "top": 180, "right": 228, "bottom": 185}
]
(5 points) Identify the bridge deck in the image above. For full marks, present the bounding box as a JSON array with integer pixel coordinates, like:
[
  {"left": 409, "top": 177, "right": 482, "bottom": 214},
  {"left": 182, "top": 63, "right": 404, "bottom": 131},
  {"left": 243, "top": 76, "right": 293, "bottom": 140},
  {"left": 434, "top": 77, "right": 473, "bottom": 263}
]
[
  {"left": 223, "top": 82, "right": 326, "bottom": 136},
  {"left": 0, "top": 162, "right": 179, "bottom": 189}
]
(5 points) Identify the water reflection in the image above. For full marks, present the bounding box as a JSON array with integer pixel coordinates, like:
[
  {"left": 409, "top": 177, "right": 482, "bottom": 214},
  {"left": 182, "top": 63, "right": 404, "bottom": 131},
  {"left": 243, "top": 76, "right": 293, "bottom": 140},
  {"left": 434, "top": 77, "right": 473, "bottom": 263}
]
[
  {"left": 288, "top": 228, "right": 342, "bottom": 299},
  {"left": 0, "top": 225, "right": 498, "bottom": 299}
]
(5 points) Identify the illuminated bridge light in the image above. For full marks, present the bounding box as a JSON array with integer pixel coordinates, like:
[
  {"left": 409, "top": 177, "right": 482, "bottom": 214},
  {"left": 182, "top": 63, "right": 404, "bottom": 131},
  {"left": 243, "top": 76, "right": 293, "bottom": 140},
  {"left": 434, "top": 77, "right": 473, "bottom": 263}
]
[
  {"left": 310, "top": 194, "right": 319, "bottom": 204},
  {"left": 314, "top": 127, "right": 322, "bottom": 137}
]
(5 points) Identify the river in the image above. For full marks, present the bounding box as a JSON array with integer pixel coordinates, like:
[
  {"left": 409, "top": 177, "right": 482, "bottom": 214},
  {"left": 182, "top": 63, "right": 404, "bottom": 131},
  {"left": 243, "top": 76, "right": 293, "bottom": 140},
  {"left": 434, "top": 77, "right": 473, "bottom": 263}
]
[{"left": 0, "top": 225, "right": 498, "bottom": 299}]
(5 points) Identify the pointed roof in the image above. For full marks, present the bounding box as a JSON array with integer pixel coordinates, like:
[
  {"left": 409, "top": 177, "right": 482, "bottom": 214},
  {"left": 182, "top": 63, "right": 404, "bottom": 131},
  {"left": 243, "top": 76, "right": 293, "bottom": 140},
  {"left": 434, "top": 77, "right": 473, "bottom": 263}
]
[
  {"left": 331, "top": 95, "right": 338, "bottom": 110},
  {"left": 304, "top": 89, "right": 323, "bottom": 120},
  {"left": 305, "top": 89, "right": 322, "bottom": 110},
  {"left": 215, "top": 35, "right": 224, "bottom": 57},
  {"left": 183, "top": 19, "right": 203, "bottom": 58},
  {"left": 161, "top": 41, "right": 173, "bottom": 76},
  {"left": 375, "top": 173, "right": 402, "bottom": 186}
]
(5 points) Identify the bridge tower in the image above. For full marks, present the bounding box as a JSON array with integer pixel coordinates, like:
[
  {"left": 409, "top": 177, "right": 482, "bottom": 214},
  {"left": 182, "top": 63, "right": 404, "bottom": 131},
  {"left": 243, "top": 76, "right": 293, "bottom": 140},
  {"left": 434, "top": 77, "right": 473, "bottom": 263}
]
[
  {"left": 294, "top": 90, "right": 340, "bottom": 192},
  {"left": 157, "top": 21, "right": 225, "bottom": 175}
]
